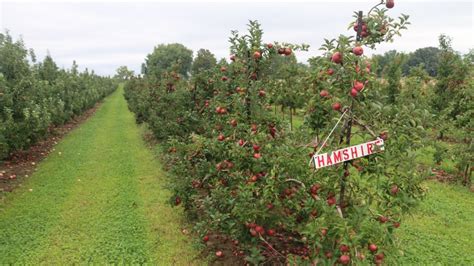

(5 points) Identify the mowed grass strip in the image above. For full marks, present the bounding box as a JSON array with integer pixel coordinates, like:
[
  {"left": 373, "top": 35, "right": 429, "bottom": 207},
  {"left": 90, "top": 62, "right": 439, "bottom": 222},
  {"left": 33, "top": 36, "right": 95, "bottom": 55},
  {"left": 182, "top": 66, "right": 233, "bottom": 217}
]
[
  {"left": 0, "top": 86, "right": 201, "bottom": 264},
  {"left": 393, "top": 181, "right": 474, "bottom": 264}
]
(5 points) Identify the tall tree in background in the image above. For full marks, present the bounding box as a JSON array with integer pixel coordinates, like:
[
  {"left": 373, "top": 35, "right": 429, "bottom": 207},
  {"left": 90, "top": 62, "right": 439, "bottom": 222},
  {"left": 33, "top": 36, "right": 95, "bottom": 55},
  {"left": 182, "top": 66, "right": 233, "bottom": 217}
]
[
  {"left": 403, "top": 47, "right": 440, "bottom": 76},
  {"left": 464, "top": 48, "right": 474, "bottom": 64},
  {"left": 191, "top": 49, "right": 216, "bottom": 75},
  {"left": 371, "top": 50, "right": 398, "bottom": 77},
  {"left": 115, "top": 65, "right": 134, "bottom": 80},
  {"left": 142, "top": 43, "right": 193, "bottom": 79}
]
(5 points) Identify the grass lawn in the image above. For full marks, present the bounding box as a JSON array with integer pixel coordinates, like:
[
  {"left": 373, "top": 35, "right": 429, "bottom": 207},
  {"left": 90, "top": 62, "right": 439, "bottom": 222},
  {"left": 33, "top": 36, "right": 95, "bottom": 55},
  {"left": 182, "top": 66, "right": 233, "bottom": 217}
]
[
  {"left": 393, "top": 181, "right": 474, "bottom": 264},
  {"left": 0, "top": 86, "right": 201, "bottom": 264}
]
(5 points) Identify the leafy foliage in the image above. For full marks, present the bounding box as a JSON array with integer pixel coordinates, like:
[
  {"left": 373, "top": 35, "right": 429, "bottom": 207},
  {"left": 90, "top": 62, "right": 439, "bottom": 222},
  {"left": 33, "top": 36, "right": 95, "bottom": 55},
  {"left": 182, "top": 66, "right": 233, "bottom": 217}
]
[
  {"left": 142, "top": 43, "right": 193, "bottom": 79},
  {"left": 124, "top": 2, "right": 429, "bottom": 264},
  {"left": 0, "top": 32, "right": 116, "bottom": 160}
]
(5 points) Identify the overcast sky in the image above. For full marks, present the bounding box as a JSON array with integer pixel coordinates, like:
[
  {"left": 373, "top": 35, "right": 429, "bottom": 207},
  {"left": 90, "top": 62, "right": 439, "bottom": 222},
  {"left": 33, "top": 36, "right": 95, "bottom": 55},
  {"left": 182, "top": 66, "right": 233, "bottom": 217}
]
[{"left": 1, "top": 1, "right": 472, "bottom": 75}]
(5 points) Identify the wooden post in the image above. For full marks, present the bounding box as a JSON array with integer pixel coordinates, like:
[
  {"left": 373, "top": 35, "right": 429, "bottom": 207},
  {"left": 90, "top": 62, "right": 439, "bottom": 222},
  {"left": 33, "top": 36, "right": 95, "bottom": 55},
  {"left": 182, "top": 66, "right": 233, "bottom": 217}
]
[{"left": 339, "top": 10, "right": 363, "bottom": 214}]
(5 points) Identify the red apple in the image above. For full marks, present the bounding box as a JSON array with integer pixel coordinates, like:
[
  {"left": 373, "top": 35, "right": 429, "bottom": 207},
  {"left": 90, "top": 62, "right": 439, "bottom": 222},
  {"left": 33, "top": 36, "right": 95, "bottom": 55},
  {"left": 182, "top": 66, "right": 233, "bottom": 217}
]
[
  {"left": 238, "top": 139, "right": 245, "bottom": 146},
  {"left": 340, "top": 245, "right": 350, "bottom": 253},
  {"left": 353, "top": 23, "right": 358, "bottom": 32},
  {"left": 351, "top": 88, "right": 358, "bottom": 97},
  {"left": 369, "top": 243, "right": 378, "bottom": 253},
  {"left": 253, "top": 153, "right": 261, "bottom": 159},
  {"left": 278, "top": 48, "right": 285, "bottom": 55},
  {"left": 267, "top": 43, "right": 274, "bottom": 49},
  {"left": 221, "top": 76, "right": 228, "bottom": 81},
  {"left": 255, "top": 225, "right": 265, "bottom": 234},
  {"left": 327, "top": 196, "right": 336, "bottom": 206},
  {"left": 258, "top": 90, "right": 266, "bottom": 97},
  {"left": 354, "top": 23, "right": 367, "bottom": 32},
  {"left": 230, "top": 119, "right": 237, "bottom": 127},
  {"left": 203, "top": 235, "right": 209, "bottom": 242},
  {"left": 253, "top": 144, "right": 260, "bottom": 152},
  {"left": 340, "top": 255, "right": 350, "bottom": 265},
  {"left": 354, "top": 81, "right": 364, "bottom": 91},
  {"left": 353, "top": 46, "right": 364, "bottom": 56},
  {"left": 216, "top": 250, "right": 224, "bottom": 257},
  {"left": 332, "top": 102, "right": 341, "bottom": 111},
  {"left": 217, "top": 134, "right": 225, "bottom": 141},
  {"left": 267, "top": 229, "right": 276, "bottom": 236},
  {"left": 320, "top": 90, "right": 329, "bottom": 97},
  {"left": 230, "top": 54, "right": 236, "bottom": 61},
  {"left": 331, "top": 52, "right": 343, "bottom": 64},
  {"left": 253, "top": 51, "right": 262, "bottom": 59},
  {"left": 220, "top": 66, "right": 227, "bottom": 72},
  {"left": 327, "top": 68, "right": 334, "bottom": 75},
  {"left": 284, "top": 48, "right": 292, "bottom": 56},
  {"left": 321, "top": 228, "right": 328, "bottom": 236},
  {"left": 386, "top": 0, "right": 394, "bottom": 8},
  {"left": 310, "top": 183, "right": 321, "bottom": 194},
  {"left": 249, "top": 228, "right": 258, "bottom": 236},
  {"left": 375, "top": 253, "right": 385, "bottom": 264},
  {"left": 390, "top": 185, "right": 399, "bottom": 195},
  {"left": 175, "top": 196, "right": 181, "bottom": 205},
  {"left": 378, "top": 216, "right": 389, "bottom": 223}
]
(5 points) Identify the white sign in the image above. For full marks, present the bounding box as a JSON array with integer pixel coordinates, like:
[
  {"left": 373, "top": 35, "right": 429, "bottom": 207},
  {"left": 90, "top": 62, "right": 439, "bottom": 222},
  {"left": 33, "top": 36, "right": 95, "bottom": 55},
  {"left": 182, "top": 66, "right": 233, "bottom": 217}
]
[{"left": 311, "top": 139, "right": 384, "bottom": 169}]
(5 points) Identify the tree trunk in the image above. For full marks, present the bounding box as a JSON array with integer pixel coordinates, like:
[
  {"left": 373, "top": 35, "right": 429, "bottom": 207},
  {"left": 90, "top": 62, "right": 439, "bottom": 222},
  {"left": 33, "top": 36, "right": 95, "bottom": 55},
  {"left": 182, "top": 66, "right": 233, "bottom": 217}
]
[{"left": 290, "top": 108, "right": 293, "bottom": 131}]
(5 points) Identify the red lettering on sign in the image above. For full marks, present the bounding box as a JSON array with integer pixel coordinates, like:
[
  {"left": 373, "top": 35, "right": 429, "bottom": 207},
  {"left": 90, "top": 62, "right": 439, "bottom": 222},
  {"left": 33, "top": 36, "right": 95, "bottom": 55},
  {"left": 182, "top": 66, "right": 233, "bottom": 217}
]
[
  {"left": 333, "top": 150, "right": 342, "bottom": 163},
  {"left": 367, "top": 143, "right": 373, "bottom": 154},
  {"left": 326, "top": 153, "right": 333, "bottom": 165},
  {"left": 343, "top": 149, "right": 349, "bottom": 160},
  {"left": 317, "top": 155, "right": 325, "bottom": 168},
  {"left": 351, "top": 147, "right": 358, "bottom": 158}
]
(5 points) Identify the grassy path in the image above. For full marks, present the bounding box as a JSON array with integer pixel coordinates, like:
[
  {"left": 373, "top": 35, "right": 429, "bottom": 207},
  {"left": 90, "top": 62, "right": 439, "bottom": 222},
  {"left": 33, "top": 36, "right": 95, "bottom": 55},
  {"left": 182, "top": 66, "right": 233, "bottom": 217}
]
[
  {"left": 394, "top": 181, "right": 474, "bottom": 265},
  {"left": 0, "top": 87, "right": 200, "bottom": 264}
]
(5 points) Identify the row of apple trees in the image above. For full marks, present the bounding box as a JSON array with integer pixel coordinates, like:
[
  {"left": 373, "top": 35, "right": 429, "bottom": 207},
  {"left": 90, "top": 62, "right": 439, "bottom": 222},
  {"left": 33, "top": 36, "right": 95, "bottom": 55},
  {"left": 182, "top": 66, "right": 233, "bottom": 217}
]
[
  {"left": 0, "top": 32, "right": 117, "bottom": 160},
  {"left": 124, "top": 1, "right": 427, "bottom": 264}
]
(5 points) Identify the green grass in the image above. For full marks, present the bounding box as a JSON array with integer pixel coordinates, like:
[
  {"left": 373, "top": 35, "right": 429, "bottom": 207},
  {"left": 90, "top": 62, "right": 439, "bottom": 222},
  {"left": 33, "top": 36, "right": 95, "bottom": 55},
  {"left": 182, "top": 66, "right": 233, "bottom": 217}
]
[
  {"left": 0, "top": 86, "right": 201, "bottom": 264},
  {"left": 393, "top": 181, "right": 474, "bottom": 265}
]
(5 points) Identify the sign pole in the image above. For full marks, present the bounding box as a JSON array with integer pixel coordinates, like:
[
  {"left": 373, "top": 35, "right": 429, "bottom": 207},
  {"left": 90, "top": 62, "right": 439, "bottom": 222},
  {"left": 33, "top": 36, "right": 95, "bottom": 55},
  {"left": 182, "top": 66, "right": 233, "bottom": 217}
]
[{"left": 339, "top": 10, "right": 363, "bottom": 214}]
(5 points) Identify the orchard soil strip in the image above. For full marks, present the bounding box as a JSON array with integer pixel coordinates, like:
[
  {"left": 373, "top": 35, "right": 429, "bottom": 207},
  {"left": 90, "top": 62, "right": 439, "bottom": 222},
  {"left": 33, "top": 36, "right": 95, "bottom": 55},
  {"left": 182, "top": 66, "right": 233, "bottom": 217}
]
[{"left": 0, "top": 87, "right": 201, "bottom": 264}]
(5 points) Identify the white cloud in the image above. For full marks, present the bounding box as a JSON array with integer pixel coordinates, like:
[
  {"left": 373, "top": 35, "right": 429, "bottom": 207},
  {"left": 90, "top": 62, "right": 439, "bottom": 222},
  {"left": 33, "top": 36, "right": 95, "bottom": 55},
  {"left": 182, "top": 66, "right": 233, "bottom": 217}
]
[{"left": 1, "top": 1, "right": 472, "bottom": 75}]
